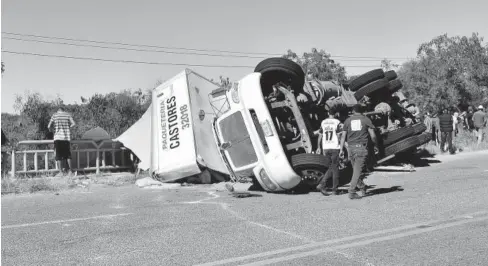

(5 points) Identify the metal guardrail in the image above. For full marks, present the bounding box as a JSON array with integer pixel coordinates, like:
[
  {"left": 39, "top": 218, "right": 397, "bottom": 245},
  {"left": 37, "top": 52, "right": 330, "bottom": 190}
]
[{"left": 11, "top": 139, "right": 133, "bottom": 177}]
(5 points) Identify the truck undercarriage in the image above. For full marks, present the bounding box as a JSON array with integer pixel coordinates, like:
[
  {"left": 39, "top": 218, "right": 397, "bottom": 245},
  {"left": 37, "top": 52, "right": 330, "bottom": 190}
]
[{"left": 216, "top": 57, "right": 431, "bottom": 192}]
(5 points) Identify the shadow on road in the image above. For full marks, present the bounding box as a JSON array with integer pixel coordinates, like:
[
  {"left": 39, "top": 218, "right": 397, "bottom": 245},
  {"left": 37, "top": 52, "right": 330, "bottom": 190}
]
[
  {"left": 231, "top": 192, "right": 263, "bottom": 198},
  {"left": 385, "top": 149, "right": 442, "bottom": 168},
  {"left": 364, "top": 186, "right": 404, "bottom": 197}
]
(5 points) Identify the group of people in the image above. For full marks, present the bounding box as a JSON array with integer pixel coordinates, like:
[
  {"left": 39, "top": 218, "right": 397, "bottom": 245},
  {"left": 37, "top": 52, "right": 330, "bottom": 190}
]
[
  {"left": 424, "top": 105, "right": 487, "bottom": 154},
  {"left": 315, "top": 104, "right": 377, "bottom": 200}
]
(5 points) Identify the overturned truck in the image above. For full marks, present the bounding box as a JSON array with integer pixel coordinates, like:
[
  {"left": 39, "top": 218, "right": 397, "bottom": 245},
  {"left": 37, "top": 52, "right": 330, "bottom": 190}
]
[{"left": 118, "top": 58, "right": 430, "bottom": 192}]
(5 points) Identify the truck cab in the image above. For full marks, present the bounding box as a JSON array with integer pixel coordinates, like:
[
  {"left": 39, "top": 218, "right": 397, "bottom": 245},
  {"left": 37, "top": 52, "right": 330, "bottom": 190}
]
[{"left": 212, "top": 58, "right": 331, "bottom": 192}]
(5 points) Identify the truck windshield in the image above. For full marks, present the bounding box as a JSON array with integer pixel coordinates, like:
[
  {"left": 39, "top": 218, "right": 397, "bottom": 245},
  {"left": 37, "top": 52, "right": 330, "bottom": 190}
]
[{"left": 218, "top": 111, "right": 258, "bottom": 168}]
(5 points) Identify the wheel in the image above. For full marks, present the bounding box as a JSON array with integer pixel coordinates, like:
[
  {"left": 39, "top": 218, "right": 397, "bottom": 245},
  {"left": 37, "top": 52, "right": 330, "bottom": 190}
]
[
  {"left": 417, "top": 132, "right": 432, "bottom": 145},
  {"left": 291, "top": 153, "right": 328, "bottom": 188},
  {"left": 255, "top": 58, "right": 305, "bottom": 93},
  {"left": 388, "top": 79, "right": 403, "bottom": 93},
  {"left": 412, "top": 122, "right": 427, "bottom": 134},
  {"left": 354, "top": 78, "right": 389, "bottom": 101},
  {"left": 349, "top": 69, "right": 385, "bottom": 92},
  {"left": 381, "top": 125, "right": 416, "bottom": 146},
  {"left": 384, "top": 134, "right": 422, "bottom": 157},
  {"left": 249, "top": 177, "right": 266, "bottom": 191},
  {"left": 303, "top": 80, "right": 326, "bottom": 105},
  {"left": 384, "top": 70, "right": 398, "bottom": 81}
]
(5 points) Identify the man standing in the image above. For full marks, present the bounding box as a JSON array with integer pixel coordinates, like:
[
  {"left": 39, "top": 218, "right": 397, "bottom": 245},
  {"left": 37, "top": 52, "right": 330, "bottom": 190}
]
[
  {"left": 47, "top": 106, "right": 76, "bottom": 175},
  {"left": 465, "top": 106, "right": 475, "bottom": 132},
  {"left": 1, "top": 130, "right": 9, "bottom": 176},
  {"left": 423, "top": 111, "right": 433, "bottom": 148},
  {"left": 316, "top": 109, "right": 342, "bottom": 196},
  {"left": 438, "top": 108, "right": 455, "bottom": 154},
  {"left": 339, "top": 104, "right": 378, "bottom": 200},
  {"left": 472, "top": 105, "right": 487, "bottom": 144},
  {"left": 431, "top": 111, "right": 441, "bottom": 146}
]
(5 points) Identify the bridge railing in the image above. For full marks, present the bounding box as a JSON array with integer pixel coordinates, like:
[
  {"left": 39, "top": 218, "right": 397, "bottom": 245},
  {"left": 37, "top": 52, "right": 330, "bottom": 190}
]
[{"left": 10, "top": 139, "right": 134, "bottom": 177}]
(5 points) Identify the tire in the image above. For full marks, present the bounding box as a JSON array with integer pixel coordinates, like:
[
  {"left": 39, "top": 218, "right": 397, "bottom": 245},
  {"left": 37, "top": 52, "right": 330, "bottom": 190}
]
[
  {"left": 291, "top": 153, "right": 328, "bottom": 187},
  {"left": 349, "top": 69, "right": 385, "bottom": 92},
  {"left": 412, "top": 123, "right": 427, "bottom": 135},
  {"left": 381, "top": 125, "right": 415, "bottom": 146},
  {"left": 384, "top": 134, "right": 421, "bottom": 157},
  {"left": 255, "top": 58, "right": 305, "bottom": 93},
  {"left": 417, "top": 132, "right": 432, "bottom": 145},
  {"left": 354, "top": 78, "right": 389, "bottom": 101},
  {"left": 388, "top": 79, "right": 403, "bottom": 93},
  {"left": 384, "top": 70, "right": 398, "bottom": 81},
  {"left": 303, "top": 80, "right": 326, "bottom": 105}
]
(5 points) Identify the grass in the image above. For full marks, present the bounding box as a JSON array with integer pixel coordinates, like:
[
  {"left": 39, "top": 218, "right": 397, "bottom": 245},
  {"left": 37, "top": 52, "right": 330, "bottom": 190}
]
[
  {"left": 1, "top": 171, "right": 142, "bottom": 195},
  {"left": 422, "top": 127, "right": 488, "bottom": 155},
  {"left": 2, "top": 176, "right": 66, "bottom": 194}
]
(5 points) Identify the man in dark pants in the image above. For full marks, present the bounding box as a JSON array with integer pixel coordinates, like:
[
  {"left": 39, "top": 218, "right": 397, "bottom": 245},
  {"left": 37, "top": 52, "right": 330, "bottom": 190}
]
[
  {"left": 339, "top": 104, "right": 378, "bottom": 200},
  {"left": 47, "top": 106, "right": 76, "bottom": 176},
  {"left": 1, "top": 130, "right": 9, "bottom": 176},
  {"left": 438, "top": 108, "right": 455, "bottom": 154},
  {"left": 316, "top": 109, "right": 343, "bottom": 196}
]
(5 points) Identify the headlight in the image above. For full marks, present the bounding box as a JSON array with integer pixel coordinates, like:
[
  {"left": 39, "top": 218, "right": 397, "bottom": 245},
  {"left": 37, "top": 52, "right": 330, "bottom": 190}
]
[
  {"left": 259, "top": 169, "right": 277, "bottom": 191},
  {"left": 260, "top": 119, "right": 274, "bottom": 137},
  {"left": 231, "top": 83, "right": 240, "bottom": 103}
]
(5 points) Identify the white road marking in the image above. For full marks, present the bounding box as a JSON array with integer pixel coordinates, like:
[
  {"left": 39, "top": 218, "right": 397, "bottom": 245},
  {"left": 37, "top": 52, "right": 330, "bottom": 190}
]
[
  {"left": 182, "top": 192, "right": 314, "bottom": 243},
  {"left": 238, "top": 214, "right": 488, "bottom": 266},
  {"left": 2, "top": 213, "right": 133, "bottom": 229},
  {"left": 335, "top": 251, "right": 376, "bottom": 266},
  {"left": 184, "top": 191, "right": 220, "bottom": 204},
  {"left": 109, "top": 204, "right": 126, "bottom": 209},
  {"left": 194, "top": 210, "right": 488, "bottom": 266},
  {"left": 219, "top": 203, "right": 314, "bottom": 243}
]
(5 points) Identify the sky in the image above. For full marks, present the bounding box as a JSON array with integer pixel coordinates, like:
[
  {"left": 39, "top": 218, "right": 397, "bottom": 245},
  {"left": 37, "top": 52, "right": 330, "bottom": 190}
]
[{"left": 1, "top": 0, "right": 488, "bottom": 113}]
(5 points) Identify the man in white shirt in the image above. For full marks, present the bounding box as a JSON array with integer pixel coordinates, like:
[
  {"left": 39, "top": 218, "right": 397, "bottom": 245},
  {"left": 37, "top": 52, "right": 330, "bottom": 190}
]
[{"left": 316, "top": 110, "right": 343, "bottom": 196}]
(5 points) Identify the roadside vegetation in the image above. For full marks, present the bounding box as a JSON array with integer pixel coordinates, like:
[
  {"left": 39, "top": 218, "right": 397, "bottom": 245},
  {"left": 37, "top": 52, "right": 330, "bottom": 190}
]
[{"left": 1, "top": 171, "right": 140, "bottom": 195}]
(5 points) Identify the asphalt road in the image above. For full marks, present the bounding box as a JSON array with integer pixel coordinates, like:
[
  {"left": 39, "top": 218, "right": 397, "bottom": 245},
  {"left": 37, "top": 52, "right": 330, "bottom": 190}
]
[{"left": 2, "top": 150, "right": 488, "bottom": 266}]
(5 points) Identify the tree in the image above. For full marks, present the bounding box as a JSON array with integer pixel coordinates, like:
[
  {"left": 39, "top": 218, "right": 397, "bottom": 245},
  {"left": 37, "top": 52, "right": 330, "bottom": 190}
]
[
  {"left": 397, "top": 33, "right": 488, "bottom": 113},
  {"left": 14, "top": 92, "right": 62, "bottom": 140},
  {"left": 381, "top": 58, "right": 399, "bottom": 71},
  {"left": 282, "top": 48, "right": 347, "bottom": 84}
]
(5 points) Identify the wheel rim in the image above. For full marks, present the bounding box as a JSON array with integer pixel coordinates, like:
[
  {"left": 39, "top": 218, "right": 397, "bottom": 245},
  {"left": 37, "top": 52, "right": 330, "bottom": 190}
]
[{"left": 298, "top": 169, "right": 325, "bottom": 186}]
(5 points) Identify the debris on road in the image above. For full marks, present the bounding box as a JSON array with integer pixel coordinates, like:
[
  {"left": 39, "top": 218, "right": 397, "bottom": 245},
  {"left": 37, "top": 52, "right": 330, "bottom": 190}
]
[
  {"left": 375, "top": 164, "right": 416, "bottom": 172},
  {"left": 136, "top": 177, "right": 181, "bottom": 189},
  {"left": 212, "top": 182, "right": 252, "bottom": 192}
]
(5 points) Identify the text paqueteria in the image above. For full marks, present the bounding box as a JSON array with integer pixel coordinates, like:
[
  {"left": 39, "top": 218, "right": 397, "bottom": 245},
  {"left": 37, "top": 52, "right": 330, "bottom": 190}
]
[{"left": 160, "top": 96, "right": 190, "bottom": 150}]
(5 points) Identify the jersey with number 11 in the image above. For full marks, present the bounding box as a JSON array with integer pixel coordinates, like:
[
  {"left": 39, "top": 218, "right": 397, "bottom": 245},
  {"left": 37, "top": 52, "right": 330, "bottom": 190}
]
[{"left": 320, "top": 118, "right": 341, "bottom": 150}]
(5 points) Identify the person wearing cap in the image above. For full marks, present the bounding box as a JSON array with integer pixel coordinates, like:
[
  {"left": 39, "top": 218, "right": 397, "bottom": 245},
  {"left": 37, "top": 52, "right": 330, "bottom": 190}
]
[
  {"left": 339, "top": 104, "right": 378, "bottom": 200},
  {"left": 472, "top": 105, "right": 487, "bottom": 144}
]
